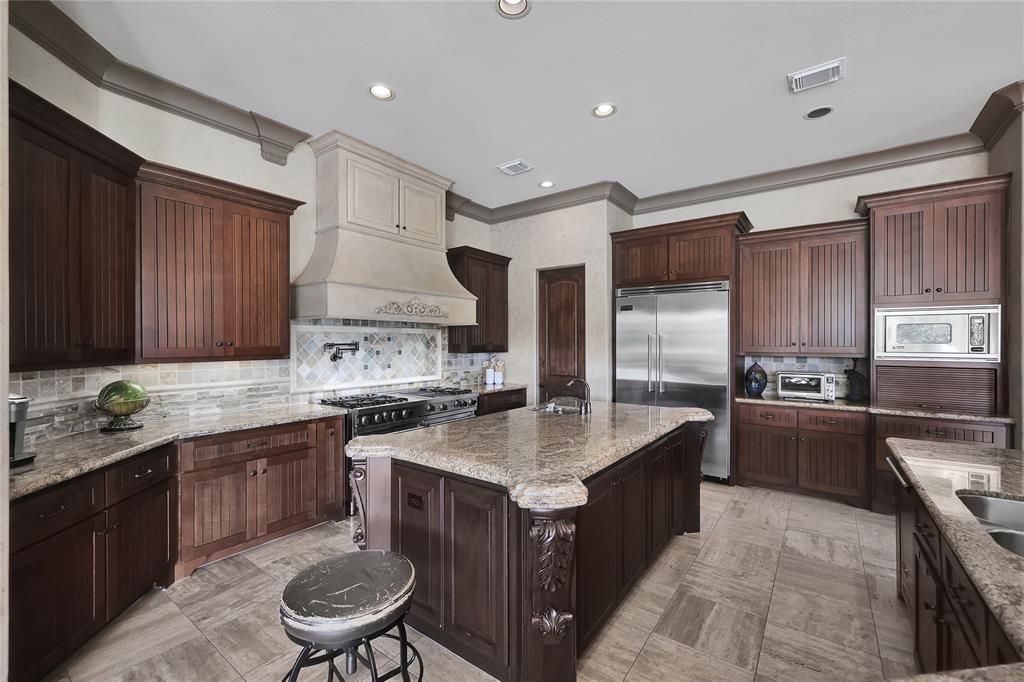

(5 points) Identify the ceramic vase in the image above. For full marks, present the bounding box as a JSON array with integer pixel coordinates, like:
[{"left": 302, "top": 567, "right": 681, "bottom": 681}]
[{"left": 744, "top": 362, "right": 768, "bottom": 397}]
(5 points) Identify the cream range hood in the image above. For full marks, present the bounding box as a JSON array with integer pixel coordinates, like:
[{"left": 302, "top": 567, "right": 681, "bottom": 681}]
[{"left": 292, "top": 131, "right": 477, "bottom": 326}]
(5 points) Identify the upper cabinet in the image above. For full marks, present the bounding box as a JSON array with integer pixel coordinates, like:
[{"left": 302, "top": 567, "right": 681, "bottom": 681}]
[
  {"left": 446, "top": 246, "right": 511, "bottom": 353},
  {"left": 611, "top": 212, "right": 752, "bottom": 289},
  {"left": 137, "top": 163, "right": 302, "bottom": 362},
  {"left": 738, "top": 220, "right": 868, "bottom": 356},
  {"left": 9, "top": 82, "right": 143, "bottom": 371},
  {"left": 856, "top": 176, "right": 1008, "bottom": 306}
]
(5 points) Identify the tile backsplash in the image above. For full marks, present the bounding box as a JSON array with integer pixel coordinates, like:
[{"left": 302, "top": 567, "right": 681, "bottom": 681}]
[
  {"left": 742, "top": 356, "right": 867, "bottom": 399},
  {"left": 12, "top": 319, "right": 496, "bottom": 446}
]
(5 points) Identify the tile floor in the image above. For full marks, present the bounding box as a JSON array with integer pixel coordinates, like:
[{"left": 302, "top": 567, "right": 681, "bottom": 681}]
[{"left": 45, "top": 482, "right": 914, "bottom": 681}]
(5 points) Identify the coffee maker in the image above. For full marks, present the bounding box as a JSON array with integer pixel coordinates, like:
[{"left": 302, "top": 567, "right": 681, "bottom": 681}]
[{"left": 9, "top": 394, "right": 34, "bottom": 467}]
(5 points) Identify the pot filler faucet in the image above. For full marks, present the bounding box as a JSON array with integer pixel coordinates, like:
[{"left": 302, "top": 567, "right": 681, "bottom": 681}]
[
  {"left": 567, "top": 378, "right": 592, "bottom": 415},
  {"left": 324, "top": 342, "right": 360, "bottom": 362}
]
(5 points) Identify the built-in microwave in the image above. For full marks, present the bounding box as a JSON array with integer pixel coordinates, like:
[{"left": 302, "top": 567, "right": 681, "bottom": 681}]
[{"left": 874, "top": 305, "right": 1000, "bottom": 362}]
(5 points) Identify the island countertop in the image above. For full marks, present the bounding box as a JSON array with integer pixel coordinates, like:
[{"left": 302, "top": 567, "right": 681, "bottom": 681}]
[{"left": 346, "top": 401, "right": 713, "bottom": 510}]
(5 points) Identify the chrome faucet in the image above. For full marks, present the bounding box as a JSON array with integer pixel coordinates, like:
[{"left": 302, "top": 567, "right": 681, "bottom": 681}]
[{"left": 567, "top": 378, "right": 592, "bottom": 415}]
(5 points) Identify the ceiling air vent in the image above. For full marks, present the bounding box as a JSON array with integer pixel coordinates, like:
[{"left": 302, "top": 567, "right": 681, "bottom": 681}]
[
  {"left": 787, "top": 57, "right": 846, "bottom": 93},
  {"left": 497, "top": 159, "right": 533, "bottom": 176}
]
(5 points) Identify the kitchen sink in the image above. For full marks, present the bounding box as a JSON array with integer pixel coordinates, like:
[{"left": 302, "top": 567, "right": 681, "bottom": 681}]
[
  {"left": 530, "top": 398, "right": 584, "bottom": 415},
  {"left": 957, "top": 494, "right": 1024, "bottom": 532},
  {"left": 988, "top": 529, "right": 1024, "bottom": 558}
]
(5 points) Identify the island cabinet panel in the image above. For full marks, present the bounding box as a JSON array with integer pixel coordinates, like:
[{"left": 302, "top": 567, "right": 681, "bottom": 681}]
[
  {"left": 616, "top": 457, "right": 647, "bottom": 598},
  {"left": 645, "top": 443, "right": 672, "bottom": 558},
  {"left": 575, "top": 470, "right": 619, "bottom": 651},
  {"left": 913, "top": 538, "right": 942, "bottom": 673},
  {"left": 668, "top": 434, "right": 688, "bottom": 532},
  {"left": 392, "top": 465, "right": 444, "bottom": 627},
  {"left": 443, "top": 479, "right": 508, "bottom": 664},
  {"left": 987, "top": 615, "right": 1022, "bottom": 665}
]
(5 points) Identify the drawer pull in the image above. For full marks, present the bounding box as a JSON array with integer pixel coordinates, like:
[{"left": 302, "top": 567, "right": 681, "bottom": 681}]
[
  {"left": 915, "top": 522, "right": 932, "bottom": 537},
  {"left": 109, "top": 521, "right": 120, "bottom": 531},
  {"left": 823, "top": 419, "right": 841, "bottom": 425},
  {"left": 923, "top": 601, "right": 936, "bottom": 612},
  {"left": 926, "top": 429, "right": 948, "bottom": 438},
  {"left": 760, "top": 414, "right": 776, "bottom": 420},
  {"left": 133, "top": 467, "right": 155, "bottom": 479},
  {"left": 918, "top": 403, "right": 943, "bottom": 410},
  {"left": 247, "top": 440, "right": 269, "bottom": 448},
  {"left": 39, "top": 504, "right": 71, "bottom": 519}
]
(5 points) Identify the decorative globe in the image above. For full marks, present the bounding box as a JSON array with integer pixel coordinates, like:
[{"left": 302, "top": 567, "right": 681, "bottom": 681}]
[{"left": 94, "top": 380, "right": 151, "bottom": 432}]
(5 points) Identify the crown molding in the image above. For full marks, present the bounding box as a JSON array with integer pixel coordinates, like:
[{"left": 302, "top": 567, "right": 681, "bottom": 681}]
[
  {"left": 855, "top": 173, "right": 1011, "bottom": 216},
  {"left": 446, "top": 182, "right": 637, "bottom": 225},
  {"left": 310, "top": 130, "right": 453, "bottom": 190},
  {"left": 971, "top": 81, "right": 1024, "bottom": 150},
  {"left": 138, "top": 162, "right": 306, "bottom": 214},
  {"left": 10, "top": 0, "right": 310, "bottom": 166}
]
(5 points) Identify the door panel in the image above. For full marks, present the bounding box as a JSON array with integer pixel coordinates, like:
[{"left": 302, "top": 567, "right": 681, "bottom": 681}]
[
  {"left": 614, "top": 235, "right": 668, "bottom": 286},
  {"left": 317, "top": 419, "right": 346, "bottom": 518},
  {"left": 873, "top": 203, "right": 934, "bottom": 304},
  {"left": 347, "top": 155, "right": 399, "bottom": 234},
  {"left": 400, "top": 177, "right": 444, "bottom": 246},
  {"left": 737, "top": 425, "right": 798, "bottom": 487},
  {"left": 739, "top": 240, "right": 800, "bottom": 353},
  {"left": 393, "top": 465, "right": 443, "bottom": 626},
  {"left": 576, "top": 471, "right": 618, "bottom": 652},
  {"left": 485, "top": 261, "right": 509, "bottom": 351},
  {"left": 932, "top": 192, "right": 1003, "bottom": 302},
  {"left": 668, "top": 228, "right": 730, "bottom": 281},
  {"left": 799, "top": 231, "right": 867, "bottom": 355},
  {"left": 538, "top": 266, "right": 586, "bottom": 402},
  {"left": 179, "top": 461, "right": 255, "bottom": 560},
  {"left": 645, "top": 445, "right": 672, "bottom": 558},
  {"left": 914, "top": 541, "right": 941, "bottom": 673},
  {"left": 614, "top": 295, "right": 657, "bottom": 405},
  {"left": 615, "top": 457, "right": 646, "bottom": 597},
  {"left": 797, "top": 432, "right": 867, "bottom": 499},
  {"left": 259, "top": 449, "right": 318, "bottom": 536}
]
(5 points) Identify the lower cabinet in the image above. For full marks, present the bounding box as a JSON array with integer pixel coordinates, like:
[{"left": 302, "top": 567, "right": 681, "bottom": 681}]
[
  {"left": 645, "top": 442, "right": 672, "bottom": 558},
  {"left": 797, "top": 431, "right": 867, "bottom": 499},
  {"left": 913, "top": 538, "right": 942, "bottom": 673},
  {"left": 317, "top": 417, "right": 346, "bottom": 518},
  {"left": 575, "top": 470, "right": 618, "bottom": 648},
  {"left": 737, "top": 424, "right": 798, "bottom": 488},
  {"left": 616, "top": 457, "right": 647, "bottom": 598},
  {"left": 393, "top": 465, "right": 444, "bottom": 625},
  {"left": 476, "top": 388, "right": 527, "bottom": 416}
]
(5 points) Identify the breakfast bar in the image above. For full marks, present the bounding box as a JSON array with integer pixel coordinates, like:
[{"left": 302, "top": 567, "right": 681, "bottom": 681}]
[{"left": 346, "top": 401, "right": 712, "bottom": 682}]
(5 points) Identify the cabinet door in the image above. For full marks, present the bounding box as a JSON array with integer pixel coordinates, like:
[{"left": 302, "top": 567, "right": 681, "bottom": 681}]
[
  {"left": 668, "top": 435, "right": 687, "bottom": 532},
  {"left": 668, "top": 227, "right": 730, "bottom": 282},
  {"left": 576, "top": 470, "right": 618, "bottom": 652},
  {"left": 738, "top": 239, "right": 801, "bottom": 354},
  {"left": 932, "top": 192, "right": 1003, "bottom": 302},
  {"left": 393, "top": 465, "right": 443, "bottom": 626},
  {"left": 347, "top": 155, "right": 400, "bottom": 234},
  {"left": 614, "top": 235, "right": 668, "bottom": 286},
  {"left": 484, "top": 260, "right": 509, "bottom": 351},
  {"left": 400, "top": 177, "right": 445, "bottom": 247},
  {"left": 11, "top": 514, "right": 106, "bottom": 681},
  {"left": 9, "top": 118, "right": 82, "bottom": 368},
  {"left": 258, "top": 448, "right": 318, "bottom": 537},
  {"left": 179, "top": 460, "right": 256, "bottom": 561},
  {"left": 645, "top": 444, "right": 672, "bottom": 558},
  {"left": 106, "top": 478, "right": 175, "bottom": 620},
  {"left": 797, "top": 432, "right": 867, "bottom": 499},
  {"left": 222, "top": 201, "right": 290, "bottom": 358},
  {"left": 914, "top": 540, "right": 942, "bottom": 674},
  {"left": 737, "top": 425, "right": 798, "bottom": 487},
  {"left": 615, "top": 457, "right": 647, "bottom": 597},
  {"left": 873, "top": 202, "right": 935, "bottom": 304},
  {"left": 139, "top": 183, "right": 226, "bottom": 360},
  {"left": 798, "top": 231, "right": 867, "bottom": 355},
  {"left": 79, "top": 155, "right": 135, "bottom": 364},
  {"left": 443, "top": 479, "right": 508, "bottom": 664},
  {"left": 944, "top": 610, "right": 981, "bottom": 671},
  {"left": 987, "top": 615, "right": 1023, "bottom": 665},
  {"left": 896, "top": 477, "right": 917, "bottom": 610},
  {"left": 466, "top": 258, "right": 491, "bottom": 351},
  {"left": 317, "top": 419, "right": 346, "bottom": 519}
]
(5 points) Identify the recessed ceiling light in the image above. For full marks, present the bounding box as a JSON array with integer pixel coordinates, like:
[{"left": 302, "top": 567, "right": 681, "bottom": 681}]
[
  {"left": 539, "top": 180, "right": 555, "bottom": 189},
  {"left": 592, "top": 103, "right": 617, "bottom": 118},
  {"left": 368, "top": 83, "right": 395, "bottom": 101},
  {"left": 496, "top": 0, "right": 530, "bottom": 19},
  {"left": 804, "top": 105, "right": 833, "bottom": 120}
]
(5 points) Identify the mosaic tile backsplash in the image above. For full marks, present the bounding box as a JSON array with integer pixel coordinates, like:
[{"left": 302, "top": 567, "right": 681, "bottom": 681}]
[
  {"left": 742, "top": 356, "right": 867, "bottom": 399},
  {"left": 11, "top": 319, "right": 495, "bottom": 446}
]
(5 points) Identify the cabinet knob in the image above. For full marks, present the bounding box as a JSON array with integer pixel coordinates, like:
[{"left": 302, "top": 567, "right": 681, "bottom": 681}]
[
  {"left": 260, "top": 468, "right": 268, "bottom": 475},
  {"left": 395, "top": 224, "right": 400, "bottom": 228},
  {"left": 226, "top": 341, "right": 234, "bottom": 347},
  {"left": 925, "top": 288, "right": 932, "bottom": 293},
  {"left": 790, "top": 437, "right": 796, "bottom": 441},
  {"left": 249, "top": 470, "right": 257, "bottom": 477},
  {"left": 216, "top": 341, "right": 224, "bottom": 347},
  {"left": 801, "top": 342, "right": 807, "bottom": 346},
  {"left": 791, "top": 342, "right": 797, "bottom": 346},
  {"left": 402, "top": 225, "right": 407, "bottom": 230},
  {"left": 936, "top": 287, "right": 943, "bottom": 293}
]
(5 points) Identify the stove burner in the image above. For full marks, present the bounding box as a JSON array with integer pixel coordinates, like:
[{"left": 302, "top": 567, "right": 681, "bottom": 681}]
[
  {"left": 409, "top": 387, "right": 472, "bottom": 396},
  {"left": 319, "top": 394, "right": 409, "bottom": 409}
]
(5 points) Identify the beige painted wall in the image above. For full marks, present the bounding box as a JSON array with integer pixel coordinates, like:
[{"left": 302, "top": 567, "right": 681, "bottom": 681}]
[
  {"left": 8, "top": 28, "right": 317, "bottom": 280},
  {"left": 445, "top": 213, "right": 491, "bottom": 251}
]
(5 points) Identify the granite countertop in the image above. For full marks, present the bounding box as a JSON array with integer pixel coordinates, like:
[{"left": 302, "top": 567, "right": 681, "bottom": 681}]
[
  {"left": 735, "top": 395, "right": 1017, "bottom": 424},
  {"left": 464, "top": 382, "right": 528, "bottom": 395},
  {"left": 346, "top": 400, "right": 713, "bottom": 510},
  {"left": 887, "top": 438, "right": 1024, "bottom": 659},
  {"left": 10, "top": 404, "right": 348, "bottom": 501}
]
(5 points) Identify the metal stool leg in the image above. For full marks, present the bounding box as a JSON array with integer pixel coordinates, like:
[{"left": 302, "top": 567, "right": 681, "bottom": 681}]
[
  {"left": 363, "top": 638, "right": 380, "bottom": 682},
  {"left": 283, "top": 642, "right": 314, "bottom": 682},
  {"left": 397, "top": 620, "right": 411, "bottom": 682}
]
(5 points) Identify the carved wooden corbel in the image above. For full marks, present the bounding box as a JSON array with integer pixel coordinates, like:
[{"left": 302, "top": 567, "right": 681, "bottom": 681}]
[
  {"left": 530, "top": 517, "right": 575, "bottom": 592},
  {"left": 531, "top": 606, "right": 574, "bottom": 645}
]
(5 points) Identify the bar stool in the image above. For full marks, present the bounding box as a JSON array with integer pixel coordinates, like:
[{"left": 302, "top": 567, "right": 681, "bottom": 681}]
[{"left": 278, "top": 550, "right": 423, "bottom": 682}]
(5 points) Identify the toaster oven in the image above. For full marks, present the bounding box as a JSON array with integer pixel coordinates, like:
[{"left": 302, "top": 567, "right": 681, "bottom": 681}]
[{"left": 776, "top": 372, "right": 836, "bottom": 402}]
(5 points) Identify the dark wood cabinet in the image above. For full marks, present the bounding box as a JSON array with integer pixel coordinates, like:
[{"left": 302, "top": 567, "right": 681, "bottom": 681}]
[
  {"left": 317, "top": 418, "right": 346, "bottom": 519},
  {"left": 736, "top": 424, "right": 798, "bottom": 488},
  {"left": 393, "top": 464, "right": 444, "bottom": 627},
  {"left": 797, "top": 431, "right": 867, "bottom": 499},
  {"left": 914, "top": 538, "right": 942, "bottom": 674},
  {"left": 476, "top": 388, "right": 527, "bottom": 416},
  {"left": 257, "top": 448, "right": 318, "bottom": 536},
  {"left": 738, "top": 238, "right": 801, "bottom": 354},
  {"left": 9, "top": 83, "right": 142, "bottom": 371},
  {"left": 645, "top": 442, "right": 672, "bottom": 558},
  {"left": 179, "top": 461, "right": 256, "bottom": 563},
  {"left": 988, "top": 615, "right": 1023, "bottom": 665},
  {"left": 667, "top": 227, "right": 733, "bottom": 282},
  {"left": 446, "top": 246, "right": 511, "bottom": 353},
  {"left": 614, "top": 234, "right": 669, "bottom": 286},
  {"left": 575, "top": 469, "right": 618, "bottom": 650},
  {"left": 895, "top": 464, "right": 916, "bottom": 608},
  {"left": 616, "top": 457, "right": 647, "bottom": 597}
]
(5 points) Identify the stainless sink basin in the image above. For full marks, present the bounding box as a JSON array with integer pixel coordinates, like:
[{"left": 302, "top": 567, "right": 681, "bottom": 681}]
[
  {"left": 957, "top": 494, "right": 1024, "bottom": 532},
  {"left": 530, "top": 399, "right": 584, "bottom": 415},
  {"left": 988, "top": 529, "right": 1024, "bottom": 558}
]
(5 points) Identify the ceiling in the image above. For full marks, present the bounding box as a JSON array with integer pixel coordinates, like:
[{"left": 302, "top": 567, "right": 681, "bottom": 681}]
[{"left": 55, "top": 1, "right": 1024, "bottom": 208}]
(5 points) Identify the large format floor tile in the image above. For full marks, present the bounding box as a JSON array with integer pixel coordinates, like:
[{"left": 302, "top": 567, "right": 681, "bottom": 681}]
[{"left": 756, "top": 622, "right": 884, "bottom": 681}]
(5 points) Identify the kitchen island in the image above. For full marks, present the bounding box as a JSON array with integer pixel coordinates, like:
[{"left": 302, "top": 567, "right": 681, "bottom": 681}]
[{"left": 346, "top": 401, "right": 712, "bottom": 682}]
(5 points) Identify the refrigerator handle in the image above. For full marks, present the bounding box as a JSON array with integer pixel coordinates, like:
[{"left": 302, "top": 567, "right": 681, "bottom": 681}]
[
  {"left": 647, "top": 334, "right": 653, "bottom": 392},
  {"left": 658, "top": 334, "right": 665, "bottom": 393}
]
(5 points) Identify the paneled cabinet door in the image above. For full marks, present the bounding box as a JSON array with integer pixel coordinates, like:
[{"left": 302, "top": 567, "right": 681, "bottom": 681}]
[
  {"left": 932, "top": 192, "right": 1003, "bottom": 302},
  {"left": 798, "top": 231, "right": 867, "bottom": 355},
  {"left": 346, "top": 155, "right": 400, "bottom": 234},
  {"left": 614, "top": 235, "right": 668, "bottom": 286},
  {"left": 257, "top": 449, "right": 318, "bottom": 537},
  {"left": 484, "top": 260, "right": 510, "bottom": 351},
  {"left": 139, "top": 183, "right": 226, "bottom": 360},
  {"left": 400, "top": 177, "right": 444, "bottom": 247},
  {"left": 739, "top": 239, "right": 801, "bottom": 353},
  {"left": 11, "top": 514, "right": 107, "bottom": 682},
  {"left": 668, "top": 435, "right": 687, "bottom": 532},
  {"left": 645, "top": 444, "right": 672, "bottom": 558},
  {"left": 944, "top": 609, "right": 981, "bottom": 671},
  {"left": 615, "top": 457, "right": 647, "bottom": 598},
  {"left": 179, "top": 461, "right": 257, "bottom": 561},
  {"left": 317, "top": 419, "right": 346, "bottom": 518},
  {"left": 442, "top": 479, "right": 508, "bottom": 664},
  {"left": 737, "top": 425, "right": 798, "bottom": 487},
  {"left": 393, "top": 465, "right": 444, "bottom": 627},
  {"left": 914, "top": 541, "right": 942, "bottom": 674},
  {"left": 576, "top": 470, "right": 618, "bottom": 652},
  {"left": 668, "top": 228, "right": 730, "bottom": 282},
  {"left": 106, "top": 479, "right": 175, "bottom": 620},
  {"left": 872, "top": 202, "right": 935, "bottom": 304},
  {"left": 466, "top": 258, "right": 491, "bottom": 351},
  {"left": 222, "top": 201, "right": 290, "bottom": 358},
  {"left": 896, "top": 478, "right": 917, "bottom": 610},
  {"left": 796, "top": 432, "right": 867, "bottom": 500}
]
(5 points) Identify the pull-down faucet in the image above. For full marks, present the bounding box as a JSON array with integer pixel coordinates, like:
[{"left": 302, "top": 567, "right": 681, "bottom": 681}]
[{"left": 567, "top": 378, "right": 592, "bottom": 415}]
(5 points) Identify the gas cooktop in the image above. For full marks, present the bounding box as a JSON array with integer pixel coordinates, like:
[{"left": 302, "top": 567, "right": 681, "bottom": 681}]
[{"left": 318, "top": 394, "right": 413, "bottom": 410}]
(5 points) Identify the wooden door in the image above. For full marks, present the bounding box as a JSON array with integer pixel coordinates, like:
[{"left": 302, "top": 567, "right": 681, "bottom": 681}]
[
  {"left": 79, "top": 155, "right": 135, "bottom": 364},
  {"left": 400, "top": 177, "right": 444, "bottom": 247},
  {"left": 873, "top": 202, "right": 935, "bottom": 304},
  {"left": 738, "top": 239, "right": 800, "bottom": 354},
  {"left": 797, "top": 432, "right": 867, "bottom": 499},
  {"left": 645, "top": 444, "right": 672, "bottom": 558},
  {"left": 179, "top": 460, "right": 256, "bottom": 561},
  {"left": 914, "top": 541, "right": 942, "bottom": 674},
  {"left": 317, "top": 418, "right": 346, "bottom": 519},
  {"left": 798, "top": 230, "right": 867, "bottom": 355},
  {"left": 10, "top": 514, "right": 106, "bottom": 681},
  {"left": 538, "top": 266, "right": 586, "bottom": 402},
  {"left": 667, "top": 227, "right": 730, "bottom": 282},
  {"left": 105, "top": 479, "right": 175, "bottom": 620},
  {"left": 346, "top": 155, "right": 400, "bottom": 234},
  {"left": 615, "top": 457, "right": 646, "bottom": 598},
  {"left": 393, "top": 465, "right": 444, "bottom": 626},
  {"left": 442, "top": 479, "right": 508, "bottom": 664},
  {"left": 9, "top": 118, "right": 82, "bottom": 368},
  {"left": 737, "top": 425, "right": 798, "bottom": 487},
  {"left": 932, "top": 192, "right": 1003, "bottom": 302},
  {"left": 576, "top": 470, "right": 618, "bottom": 652},
  {"left": 139, "top": 183, "right": 226, "bottom": 360},
  {"left": 257, "top": 448, "right": 318, "bottom": 537},
  {"left": 223, "top": 201, "right": 290, "bottom": 358},
  {"left": 613, "top": 235, "right": 668, "bottom": 286}
]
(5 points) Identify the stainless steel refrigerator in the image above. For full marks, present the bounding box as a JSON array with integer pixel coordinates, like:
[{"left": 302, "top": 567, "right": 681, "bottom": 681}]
[{"left": 614, "top": 281, "right": 731, "bottom": 480}]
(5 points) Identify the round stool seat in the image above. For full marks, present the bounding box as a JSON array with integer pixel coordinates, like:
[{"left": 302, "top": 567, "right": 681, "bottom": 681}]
[{"left": 279, "top": 550, "right": 415, "bottom": 649}]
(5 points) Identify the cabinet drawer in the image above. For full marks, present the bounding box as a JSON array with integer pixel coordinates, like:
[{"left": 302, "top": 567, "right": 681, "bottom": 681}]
[
  {"left": 180, "top": 422, "right": 316, "bottom": 471},
  {"left": 477, "top": 388, "right": 527, "bottom": 416},
  {"left": 874, "top": 415, "right": 1010, "bottom": 447},
  {"left": 736, "top": 403, "right": 797, "bottom": 428},
  {"left": 11, "top": 472, "right": 106, "bottom": 553},
  {"left": 940, "top": 542, "right": 985, "bottom": 659},
  {"left": 797, "top": 409, "right": 867, "bottom": 435},
  {"left": 913, "top": 496, "right": 941, "bottom": 566},
  {"left": 105, "top": 444, "right": 175, "bottom": 505}
]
